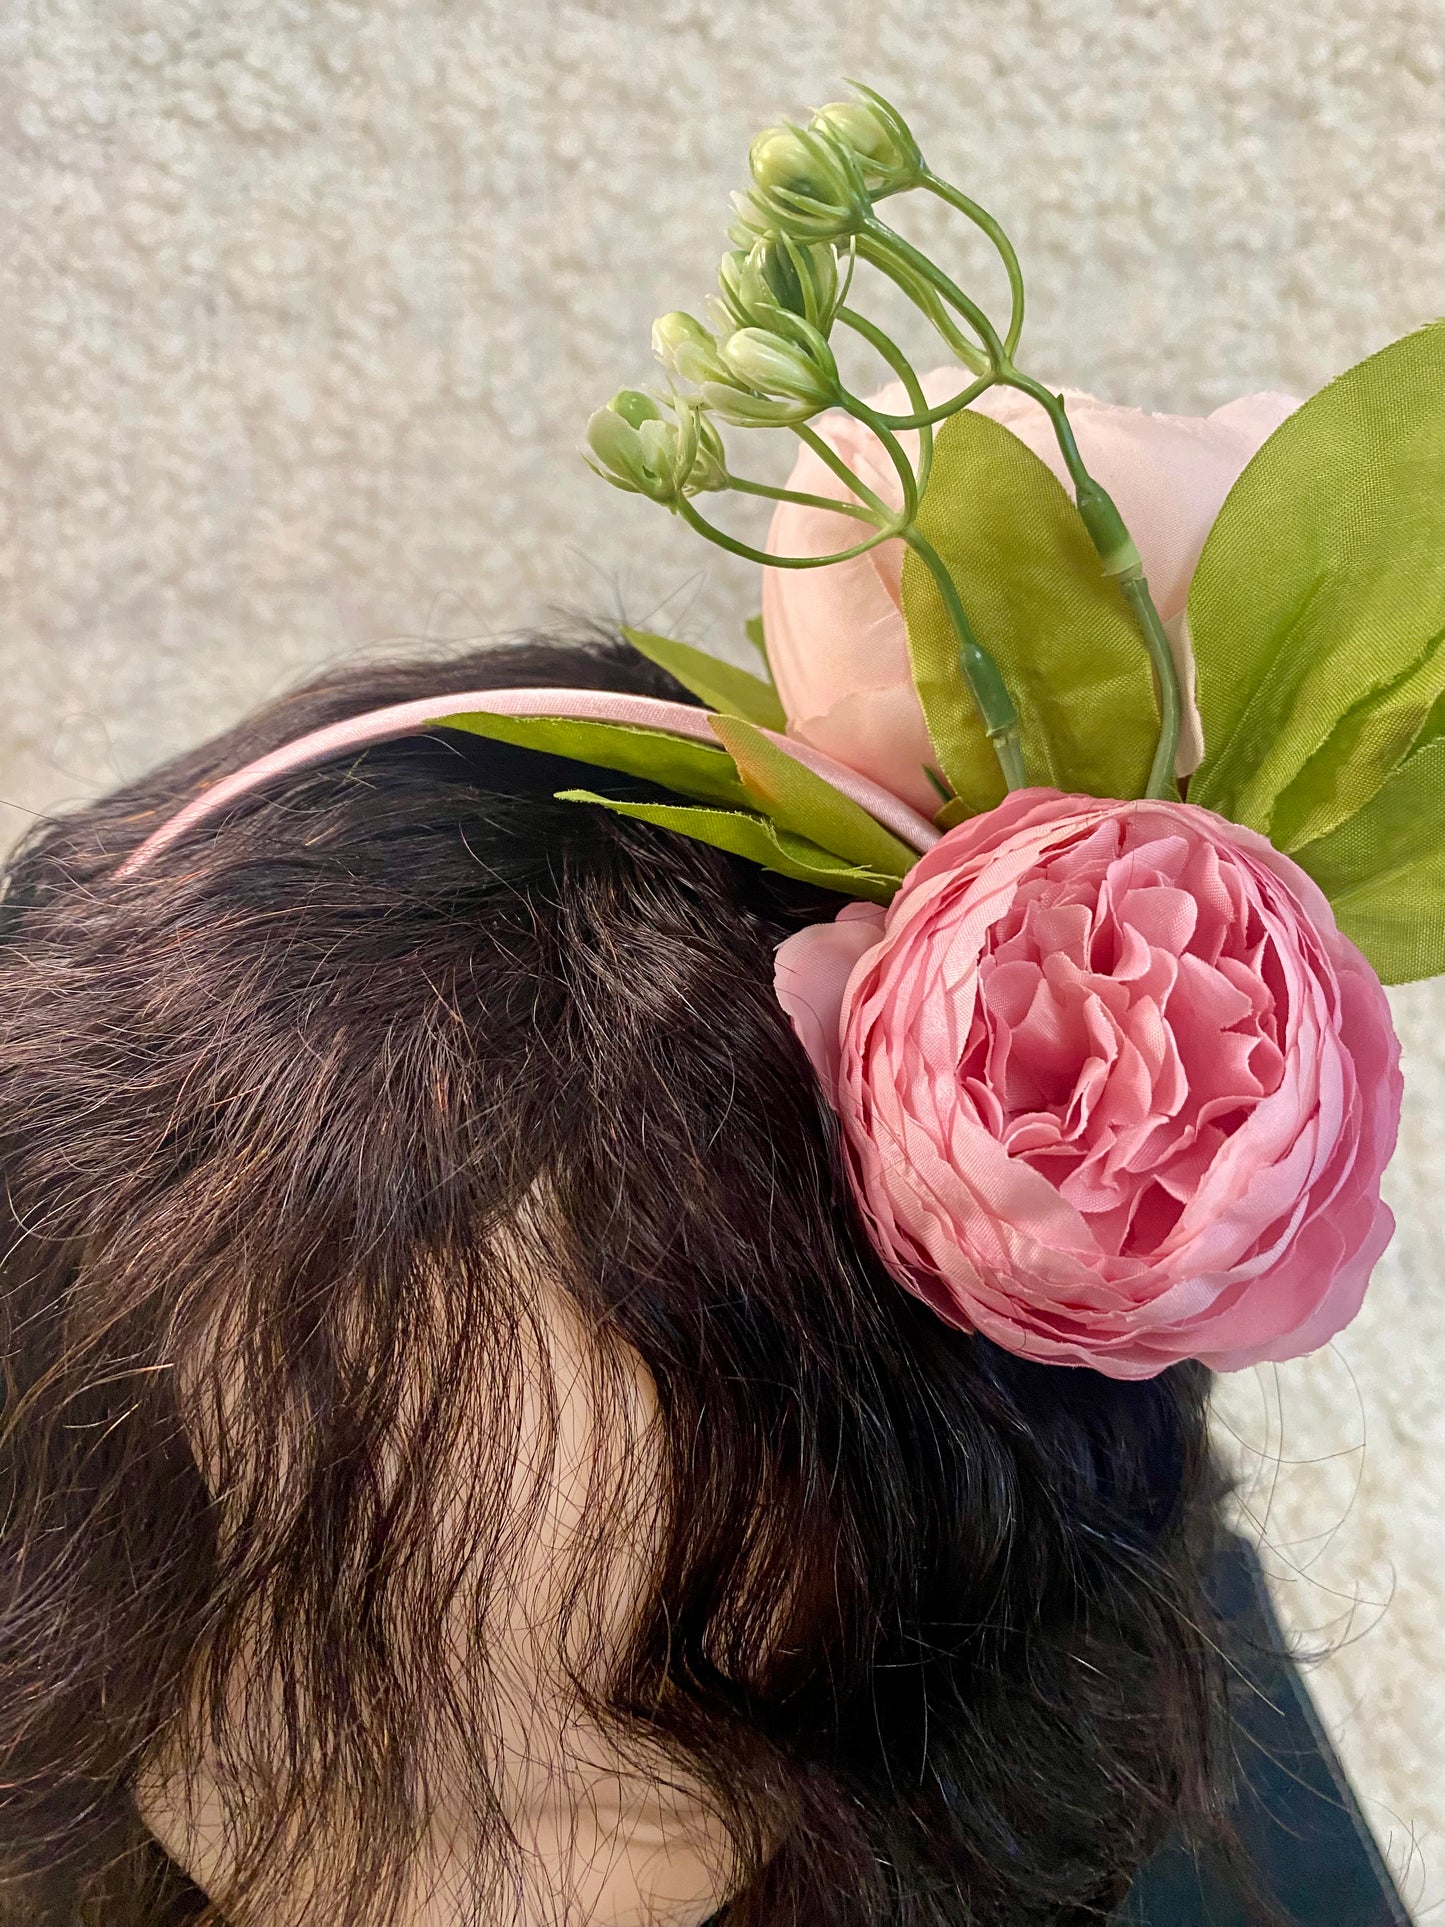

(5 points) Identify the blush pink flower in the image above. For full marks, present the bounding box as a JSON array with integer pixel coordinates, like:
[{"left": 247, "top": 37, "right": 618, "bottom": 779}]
[
  {"left": 763, "top": 377, "right": 1299, "bottom": 813},
  {"left": 775, "top": 791, "right": 1402, "bottom": 1378}
]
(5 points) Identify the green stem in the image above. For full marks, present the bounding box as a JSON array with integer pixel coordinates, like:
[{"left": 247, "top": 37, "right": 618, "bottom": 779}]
[
  {"left": 998, "top": 372, "right": 1090, "bottom": 488},
  {"left": 1118, "top": 574, "right": 1182, "bottom": 799},
  {"left": 912, "top": 280, "right": 992, "bottom": 373},
  {"left": 833, "top": 397, "right": 920, "bottom": 522},
  {"left": 866, "top": 370, "right": 999, "bottom": 432},
  {"left": 837, "top": 232, "right": 859, "bottom": 308},
  {"left": 835, "top": 305, "right": 934, "bottom": 494},
  {"left": 854, "top": 229, "right": 990, "bottom": 375},
  {"left": 727, "top": 475, "right": 877, "bottom": 521},
  {"left": 675, "top": 496, "right": 894, "bottom": 571},
  {"left": 795, "top": 421, "right": 899, "bottom": 522},
  {"left": 862, "top": 217, "right": 1010, "bottom": 370},
  {"left": 991, "top": 376, "right": 1181, "bottom": 792},
  {"left": 920, "top": 171, "right": 1025, "bottom": 359},
  {"left": 904, "top": 527, "right": 1026, "bottom": 792}
]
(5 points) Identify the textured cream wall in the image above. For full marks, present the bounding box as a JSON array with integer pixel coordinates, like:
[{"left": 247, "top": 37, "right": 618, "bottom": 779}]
[{"left": 2, "top": 0, "right": 1442, "bottom": 1906}]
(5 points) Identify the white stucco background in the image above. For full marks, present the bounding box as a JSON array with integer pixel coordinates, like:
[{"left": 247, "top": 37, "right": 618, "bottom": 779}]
[{"left": 1, "top": 0, "right": 1442, "bottom": 1909}]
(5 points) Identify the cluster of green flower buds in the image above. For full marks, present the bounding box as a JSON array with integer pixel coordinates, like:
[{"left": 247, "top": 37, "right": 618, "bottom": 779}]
[
  {"left": 584, "top": 389, "right": 728, "bottom": 502},
  {"left": 581, "top": 83, "right": 1179, "bottom": 804},
  {"left": 586, "top": 88, "right": 930, "bottom": 497}
]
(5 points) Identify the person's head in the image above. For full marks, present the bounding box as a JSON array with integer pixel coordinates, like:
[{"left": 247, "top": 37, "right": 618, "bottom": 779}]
[{"left": 0, "top": 632, "right": 1225, "bottom": 1927}]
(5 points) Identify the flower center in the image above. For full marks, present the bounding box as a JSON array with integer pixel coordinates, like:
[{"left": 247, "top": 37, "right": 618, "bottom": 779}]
[{"left": 957, "top": 825, "right": 1286, "bottom": 1258}]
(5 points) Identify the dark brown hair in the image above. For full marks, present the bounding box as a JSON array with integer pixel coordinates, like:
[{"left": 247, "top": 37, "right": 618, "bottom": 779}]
[{"left": 0, "top": 633, "right": 1227, "bottom": 1925}]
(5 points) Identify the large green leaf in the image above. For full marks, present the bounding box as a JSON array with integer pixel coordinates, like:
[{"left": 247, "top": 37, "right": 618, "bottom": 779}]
[
  {"left": 434, "top": 710, "right": 749, "bottom": 808},
  {"left": 622, "top": 626, "right": 787, "bottom": 729},
  {"left": 1294, "top": 735, "right": 1445, "bottom": 984},
  {"left": 1188, "top": 322, "right": 1445, "bottom": 848},
  {"left": 556, "top": 791, "right": 898, "bottom": 903},
  {"left": 901, "top": 408, "right": 1159, "bottom": 816},
  {"left": 707, "top": 714, "right": 915, "bottom": 878}
]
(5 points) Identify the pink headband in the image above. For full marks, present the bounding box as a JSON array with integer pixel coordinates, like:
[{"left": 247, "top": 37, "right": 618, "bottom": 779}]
[{"left": 118, "top": 688, "right": 940, "bottom": 879}]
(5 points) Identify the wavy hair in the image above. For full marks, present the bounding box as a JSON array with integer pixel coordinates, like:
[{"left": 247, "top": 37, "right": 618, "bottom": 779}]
[{"left": 0, "top": 633, "right": 1227, "bottom": 1925}]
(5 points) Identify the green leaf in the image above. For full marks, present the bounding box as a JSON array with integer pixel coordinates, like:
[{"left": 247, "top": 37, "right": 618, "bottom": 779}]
[
  {"left": 556, "top": 791, "right": 898, "bottom": 903},
  {"left": 743, "top": 612, "right": 772, "bottom": 677},
  {"left": 1188, "top": 322, "right": 1445, "bottom": 848},
  {"left": 434, "top": 711, "right": 749, "bottom": 809},
  {"left": 922, "top": 765, "right": 953, "bottom": 807},
  {"left": 1264, "top": 634, "right": 1445, "bottom": 850},
  {"left": 622, "top": 626, "right": 787, "bottom": 730},
  {"left": 707, "top": 714, "right": 915, "bottom": 877},
  {"left": 1294, "top": 735, "right": 1445, "bottom": 984},
  {"left": 901, "top": 408, "right": 1159, "bottom": 815}
]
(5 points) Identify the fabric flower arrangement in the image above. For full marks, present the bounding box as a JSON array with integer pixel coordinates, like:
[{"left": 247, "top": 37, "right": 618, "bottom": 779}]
[{"left": 129, "top": 86, "right": 1444, "bottom": 1379}]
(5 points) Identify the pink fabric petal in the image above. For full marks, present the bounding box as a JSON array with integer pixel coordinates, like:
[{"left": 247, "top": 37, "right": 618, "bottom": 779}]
[
  {"left": 774, "top": 904, "right": 886, "bottom": 1102},
  {"left": 782, "top": 685, "right": 941, "bottom": 819}
]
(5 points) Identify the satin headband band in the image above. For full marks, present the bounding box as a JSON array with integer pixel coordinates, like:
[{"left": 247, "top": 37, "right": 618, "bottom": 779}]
[{"left": 116, "top": 688, "right": 941, "bottom": 879}]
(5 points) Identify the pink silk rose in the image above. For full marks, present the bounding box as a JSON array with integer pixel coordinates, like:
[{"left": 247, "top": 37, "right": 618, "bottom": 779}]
[
  {"left": 763, "top": 377, "right": 1300, "bottom": 814},
  {"left": 774, "top": 791, "right": 1402, "bottom": 1379}
]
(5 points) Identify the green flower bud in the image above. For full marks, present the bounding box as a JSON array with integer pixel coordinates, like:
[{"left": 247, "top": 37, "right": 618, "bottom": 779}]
[
  {"left": 714, "top": 250, "right": 751, "bottom": 331},
  {"left": 746, "top": 237, "right": 804, "bottom": 318},
  {"left": 700, "top": 381, "right": 814, "bottom": 428},
  {"left": 750, "top": 123, "right": 850, "bottom": 206},
  {"left": 811, "top": 102, "right": 883, "bottom": 158},
  {"left": 727, "top": 189, "right": 772, "bottom": 250},
  {"left": 713, "top": 238, "right": 842, "bottom": 351},
  {"left": 747, "top": 236, "right": 841, "bottom": 332},
  {"left": 586, "top": 404, "right": 663, "bottom": 498},
  {"left": 682, "top": 400, "right": 730, "bottom": 492},
  {"left": 651, "top": 311, "right": 729, "bottom": 387},
  {"left": 720, "top": 324, "right": 839, "bottom": 409},
  {"left": 810, "top": 88, "right": 922, "bottom": 194},
  {"left": 745, "top": 120, "right": 870, "bottom": 242},
  {"left": 584, "top": 391, "right": 727, "bottom": 502}
]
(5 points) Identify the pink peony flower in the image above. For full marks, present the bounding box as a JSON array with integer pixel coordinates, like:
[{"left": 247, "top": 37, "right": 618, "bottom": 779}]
[
  {"left": 763, "top": 377, "right": 1299, "bottom": 813},
  {"left": 775, "top": 790, "right": 1402, "bottom": 1378}
]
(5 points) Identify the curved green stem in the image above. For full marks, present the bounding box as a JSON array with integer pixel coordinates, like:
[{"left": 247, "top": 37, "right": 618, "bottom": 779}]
[
  {"left": 838, "top": 232, "right": 858, "bottom": 308},
  {"left": 794, "top": 420, "right": 898, "bottom": 522},
  {"left": 996, "top": 371, "right": 1090, "bottom": 488},
  {"left": 675, "top": 496, "right": 895, "bottom": 571},
  {"left": 866, "top": 370, "right": 999, "bottom": 432},
  {"left": 921, "top": 171, "right": 1025, "bottom": 359},
  {"left": 912, "top": 280, "right": 992, "bottom": 374},
  {"left": 862, "top": 217, "right": 1010, "bottom": 371},
  {"left": 904, "top": 527, "right": 1026, "bottom": 793},
  {"left": 854, "top": 230, "right": 990, "bottom": 375},
  {"left": 832, "top": 396, "right": 920, "bottom": 522},
  {"left": 836, "top": 304, "right": 934, "bottom": 494},
  {"left": 727, "top": 475, "right": 877, "bottom": 521}
]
